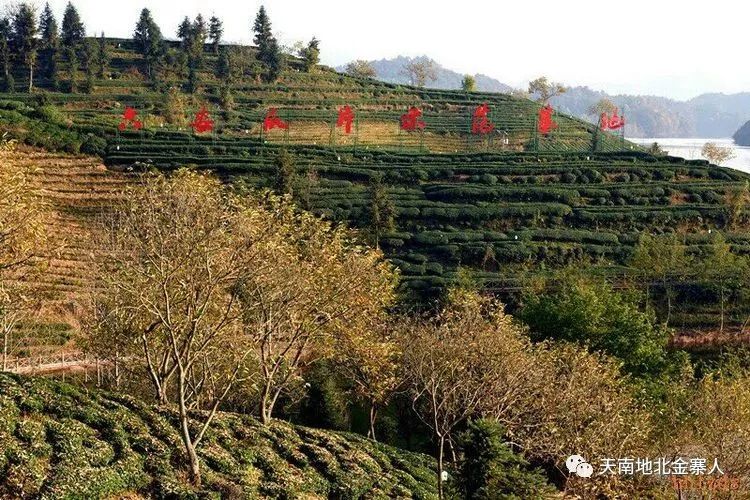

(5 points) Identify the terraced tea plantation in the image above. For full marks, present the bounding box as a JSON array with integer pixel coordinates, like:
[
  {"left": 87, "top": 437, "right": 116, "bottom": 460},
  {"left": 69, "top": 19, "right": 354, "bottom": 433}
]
[
  {"left": 0, "top": 373, "right": 437, "bottom": 498},
  {"left": 101, "top": 133, "right": 750, "bottom": 296},
  {"left": 4, "top": 38, "right": 626, "bottom": 154},
  {"left": 2, "top": 36, "right": 749, "bottom": 336}
]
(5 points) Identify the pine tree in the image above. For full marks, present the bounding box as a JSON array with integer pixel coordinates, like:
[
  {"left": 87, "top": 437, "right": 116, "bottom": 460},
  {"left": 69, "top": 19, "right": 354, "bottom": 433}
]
[
  {"left": 80, "top": 38, "right": 94, "bottom": 93},
  {"left": 134, "top": 9, "right": 165, "bottom": 80},
  {"left": 96, "top": 32, "right": 108, "bottom": 78},
  {"left": 61, "top": 2, "right": 85, "bottom": 49},
  {"left": 215, "top": 46, "right": 231, "bottom": 83},
  {"left": 38, "top": 3, "right": 59, "bottom": 82},
  {"left": 177, "top": 17, "right": 191, "bottom": 47},
  {"left": 252, "top": 6, "right": 273, "bottom": 51},
  {"left": 252, "top": 6, "right": 284, "bottom": 82},
  {"left": 64, "top": 45, "right": 77, "bottom": 92},
  {"left": 39, "top": 3, "right": 59, "bottom": 50},
  {"left": 208, "top": 16, "right": 223, "bottom": 55},
  {"left": 300, "top": 37, "right": 320, "bottom": 72},
  {"left": 11, "top": 4, "right": 38, "bottom": 93},
  {"left": 0, "top": 18, "right": 12, "bottom": 90},
  {"left": 266, "top": 39, "right": 284, "bottom": 82}
]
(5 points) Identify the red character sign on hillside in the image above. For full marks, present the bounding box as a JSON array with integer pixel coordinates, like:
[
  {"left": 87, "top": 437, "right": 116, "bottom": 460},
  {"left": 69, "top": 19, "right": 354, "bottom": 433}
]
[
  {"left": 191, "top": 106, "right": 214, "bottom": 134},
  {"left": 119, "top": 107, "right": 143, "bottom": 131},
  {"left": 336, "top": 105, "right": 355, "bottom": 134},
  {"left": 600, "top": 108, "right": 625, "bottom": 130},
  {"left": 263, "top": 108, "right": 289, "bottom": 132},
  {"left": 400, "top": 106, "right": 426, "bottom": 131},
  {"left": 471, "top": 103, "right": 495, "bottom": 134},
  {"left": 538, "top": 104, "right": 558, "bottom": 136}
]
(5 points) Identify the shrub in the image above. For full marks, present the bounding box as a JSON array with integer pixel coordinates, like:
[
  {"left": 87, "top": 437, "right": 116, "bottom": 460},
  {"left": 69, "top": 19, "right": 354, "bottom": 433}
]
[{"left": 458, "top": 419, "right": 552, "bottom": 499}]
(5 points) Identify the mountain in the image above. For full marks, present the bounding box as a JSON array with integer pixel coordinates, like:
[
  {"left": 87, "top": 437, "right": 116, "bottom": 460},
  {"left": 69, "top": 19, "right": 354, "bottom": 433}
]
[
  {"left": 347, "top": 56, "right": 750, "bottom": 138},
  {"left": 339, "top": 55, "right": 513, "bottom": 93},
  {"left": 551, "top": 89, "right": 750, "bottom": 138},
  {"left": 734, "top": 120, "right": 750, "bottom": 146}
]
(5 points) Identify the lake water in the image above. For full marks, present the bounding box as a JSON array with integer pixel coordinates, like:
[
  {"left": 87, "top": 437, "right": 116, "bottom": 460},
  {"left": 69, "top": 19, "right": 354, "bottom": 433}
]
[{"left": 630, "top": 138, "right": 750, "bottom": 174}]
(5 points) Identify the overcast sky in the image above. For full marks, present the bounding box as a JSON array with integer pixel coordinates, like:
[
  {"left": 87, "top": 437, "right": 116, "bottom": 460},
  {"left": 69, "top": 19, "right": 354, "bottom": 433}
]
[{"left": 22, "top": 0, "right": 749, "bottom": 100}]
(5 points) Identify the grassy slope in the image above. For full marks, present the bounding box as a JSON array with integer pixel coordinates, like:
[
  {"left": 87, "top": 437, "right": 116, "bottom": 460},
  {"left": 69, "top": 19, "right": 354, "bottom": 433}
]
[{"left": 0, "top": 373, "right": 437, "bottom": 499}]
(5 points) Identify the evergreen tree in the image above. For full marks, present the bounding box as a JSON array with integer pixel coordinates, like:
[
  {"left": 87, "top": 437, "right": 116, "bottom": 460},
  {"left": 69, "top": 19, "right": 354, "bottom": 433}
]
[
  {"left": 39, "top": 3, "right": 59, "bottom": 50},
  {"left": 0, "top": 18, "right": 12, "bottom": 90},
  {"left": 64, "top": 45, "right": 78, "bottom": 92},
  {"left": 300, "top": 37, "right": 320, "bottom": 72},
  {"left": 368, "top": 175, "right": 396, "bottom": 248},
  {"left": 11, "top": 4, "right": 38, "bottom": 93},
  {"left": 215, "top": 46, "right": 232, "bottom": 83},
  {"left": 134, "top": 9, "right": 165, "bottom": 80},
  {"left": 38, "top": 3, "right": 59, "bottom": 82},
  {"left": 177, "top": 16, "right": 191, "bottom": 47},
  {"left": 458, "top": 419, "right": 553, "bottom": 498},
  {"left": 208, "top": 16, "right": 223, "bottom": 54},
  {"left": 96, "top": 32, "right": 108, "bottom": 78},
  {"left": 252, "top": 6, "right": 273, "bottom": 51},
  {"left": 80, "top": 38, "right": 94, "bottom": 93},
  {"left": 252, "top": 6, "right": 284, "bottom": 82},
  {"left": 61, "top": 2, "right": 85, "bottom": 49}
]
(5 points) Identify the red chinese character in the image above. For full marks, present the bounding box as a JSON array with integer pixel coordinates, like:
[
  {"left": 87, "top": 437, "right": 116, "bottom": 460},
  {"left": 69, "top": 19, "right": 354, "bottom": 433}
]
[
  {"left": 400, "top": 106, "right": 425, "bottom": 131},
  {"left": 538, "top": 104, "right": 558, "bottom": 136},
  {"left": 263, "top": 108, "right": 289, "bottom": 132},
  {"left": 119, "top": 107, "right": 143, "bottom": 131},
  {"left": 336, "top": 105, "right": 355, "bottom": 134},
  {"left": 471, "top": 103, "right": 495, "bottom": 134},
  {"left": 191, "top": 106, "right": 214, "bottom": 134},
  {"left": 600, "top": 108, "right": 625, "bottom": 130}
]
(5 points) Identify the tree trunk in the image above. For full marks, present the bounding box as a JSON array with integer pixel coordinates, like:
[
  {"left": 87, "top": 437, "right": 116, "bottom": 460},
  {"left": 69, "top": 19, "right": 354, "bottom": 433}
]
[
  {"left": 2, "top": 331, "right": 8, "bottom": 372},
  {"left": 720, "top": 288, "right": 725, "bottom": 333},
  {"left": 367, "top": 403, "right": 378, "bottom": 441},
  {"left": 28, "top": 63, "right": 33, "bottom": 93},
  {"left": 437, "top": 435, "right": 445, "bottom": 500},
  {"left": 260, "top": 382, "right": 272, "bottom": 425},
  {"left": 178, "top": 376, "right": 202, "bottom": 487}
]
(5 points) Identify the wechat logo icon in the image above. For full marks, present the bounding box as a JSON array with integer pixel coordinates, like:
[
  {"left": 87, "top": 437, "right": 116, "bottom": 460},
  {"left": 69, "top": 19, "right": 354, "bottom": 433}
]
[{"left": 566, "top": 454, "right": 593, "bottom": 478}]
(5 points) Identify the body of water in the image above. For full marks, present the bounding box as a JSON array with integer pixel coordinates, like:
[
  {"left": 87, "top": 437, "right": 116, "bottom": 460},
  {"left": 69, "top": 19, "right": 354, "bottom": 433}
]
[{"left": 630, "top": 138, "right": 750, "bottom": 174}]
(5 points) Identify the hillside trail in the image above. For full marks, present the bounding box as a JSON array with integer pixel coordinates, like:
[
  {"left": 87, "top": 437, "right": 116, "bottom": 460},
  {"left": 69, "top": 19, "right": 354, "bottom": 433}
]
[{"left": 2, "top": 147, "right": 133, "bottom": 359}]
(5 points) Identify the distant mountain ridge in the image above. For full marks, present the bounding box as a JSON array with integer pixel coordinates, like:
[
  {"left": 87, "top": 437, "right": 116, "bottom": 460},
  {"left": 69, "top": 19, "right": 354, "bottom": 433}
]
[
  {"left": 346, "top": 56, "right": 750, "bottom": 139},
  {"left": 337, "top": 55, "right": 513, "bottom": 93}
]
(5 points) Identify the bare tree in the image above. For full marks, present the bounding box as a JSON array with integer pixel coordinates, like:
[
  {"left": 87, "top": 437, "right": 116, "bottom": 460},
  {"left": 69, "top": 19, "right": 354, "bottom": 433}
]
[
  {"left": 587, "top": 98, "right": 617, "bottom": 118},
  {"left": 91, "top": 170, "right": 263, "bottom": 487},
  {"left": 528, "top": 76, "right": 566, "bottom": 103},
  {"left": 402, "top": 288, "right": 528, "bottom": 499},
  {"left": 235, "top": 201, "right": 397, "bottom": 424},
  {"left": 702, "top": 142, "right": 736, "bottom": 166},
  {"left": 345, "top": 59, "right": 376, "bottom": 79},
  {"left": 0, "top": 146, "right": 49, "bottom": 369},
  {"left": 402, "top": 58, "right": 437, "bottom": 87}
]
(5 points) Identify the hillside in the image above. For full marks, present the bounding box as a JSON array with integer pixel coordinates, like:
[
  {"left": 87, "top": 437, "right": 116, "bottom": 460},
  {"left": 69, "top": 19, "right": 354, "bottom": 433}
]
[
  {"left": 0, "top": 373, "right": 437, "bottom": 498},
  {"left": 355, "top": 56, "right": 750, "bottom": 138},
  {"left": 3, "top": 37, "right": 750, "bottom": 337}
]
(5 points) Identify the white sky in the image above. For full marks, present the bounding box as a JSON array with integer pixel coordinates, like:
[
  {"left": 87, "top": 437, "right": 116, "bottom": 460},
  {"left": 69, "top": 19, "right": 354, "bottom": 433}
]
[{"left": 18, "top": 0, "right": 750, "bottom": 100}]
